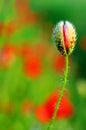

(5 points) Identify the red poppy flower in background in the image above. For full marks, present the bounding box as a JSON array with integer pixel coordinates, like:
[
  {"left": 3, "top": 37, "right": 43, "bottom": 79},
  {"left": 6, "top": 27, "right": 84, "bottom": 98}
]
[
  {"left": 18, "top": 43, "right": 34, "bottom": 58},
  {"left": 23, "top": 54, "right": 42, "bottom": 79},
  {"left": 4, "top": 19, "right": 20, "bottom": 36},
  {"left": 17, "top": 13, "right": 38, "bottom": 25},
  {"left": 21, "top": 100, "right": 33, "bottom": 115},
  {"left": 15, "top": 0, "right": 29, "bottom": 15},
  {"left": 35, "top": 105, "right": 50, "bottom": 123},
  {"left": 0, "top": 22, "right": 4, "bottom": 35},
  {"left": 35, "top": 90, "right": 74, "bottom": 123},
  {"left": 45, "top": 90, "right": 74, "bottom": 119},
  {"left": 15, "top": 0, "right": 38, "bottom": 24},
  {"left": 35, "top": 43, "right": 50, "bottom": 58},
  {"left": 19, "top": 42, "right": 51, "bottom": 60},
  {"left": 0, "top": 44, "right": 16, "bottom": 68},
  {"left": 52, "top": 54, "right": 65, "bottom": 74}
]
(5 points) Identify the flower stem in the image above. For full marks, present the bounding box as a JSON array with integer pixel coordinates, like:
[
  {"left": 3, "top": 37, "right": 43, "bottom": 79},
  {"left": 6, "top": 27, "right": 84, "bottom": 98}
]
[{"left": 47, "top": 55, "right": 69, "bottom": 130}]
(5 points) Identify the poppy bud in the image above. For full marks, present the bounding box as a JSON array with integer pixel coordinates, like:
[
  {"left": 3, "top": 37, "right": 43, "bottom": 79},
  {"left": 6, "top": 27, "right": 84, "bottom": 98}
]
[{"left": 53, "top": 21, "right": 76, "bottom": 56}]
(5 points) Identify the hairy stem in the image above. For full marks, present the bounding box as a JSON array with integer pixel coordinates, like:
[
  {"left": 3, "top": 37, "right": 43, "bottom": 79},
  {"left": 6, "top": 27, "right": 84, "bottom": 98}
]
[{"left": 47, "top": 55, "right": 69, "bottom": 130}]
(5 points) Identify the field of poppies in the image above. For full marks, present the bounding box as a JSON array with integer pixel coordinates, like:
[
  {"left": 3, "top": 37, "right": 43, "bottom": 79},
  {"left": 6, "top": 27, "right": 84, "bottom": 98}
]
[{"left": 0, "top": 0, "right": 86, "bottom": 130}]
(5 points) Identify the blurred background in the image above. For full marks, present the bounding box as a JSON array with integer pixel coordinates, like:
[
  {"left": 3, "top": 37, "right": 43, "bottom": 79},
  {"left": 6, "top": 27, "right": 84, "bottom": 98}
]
[{"left": 0, "top": 0, "right": 86, "bottom": 130}]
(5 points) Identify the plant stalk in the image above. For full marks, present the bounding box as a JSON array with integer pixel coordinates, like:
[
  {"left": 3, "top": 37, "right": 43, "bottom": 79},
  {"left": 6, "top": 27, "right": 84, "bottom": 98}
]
[{"left": 47, "top": 55, "right": 69, "bottom": 130}]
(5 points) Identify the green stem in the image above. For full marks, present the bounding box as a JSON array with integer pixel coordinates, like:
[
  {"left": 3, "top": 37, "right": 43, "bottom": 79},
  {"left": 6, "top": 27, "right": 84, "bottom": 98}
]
[{"left": 47, "top": 55, "right": 69, "bottom": 130}]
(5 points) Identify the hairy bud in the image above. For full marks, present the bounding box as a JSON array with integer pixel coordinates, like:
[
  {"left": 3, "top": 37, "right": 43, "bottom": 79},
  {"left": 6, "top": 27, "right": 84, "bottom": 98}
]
[{"left": 53, "top": 21, "right": 76, "bottom": 56}]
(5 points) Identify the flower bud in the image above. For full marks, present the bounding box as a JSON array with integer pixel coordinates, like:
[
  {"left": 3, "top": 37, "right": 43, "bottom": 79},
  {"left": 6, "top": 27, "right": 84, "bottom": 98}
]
[{"left": 53, "top": 21, "right": 76, "bottom": 56}]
